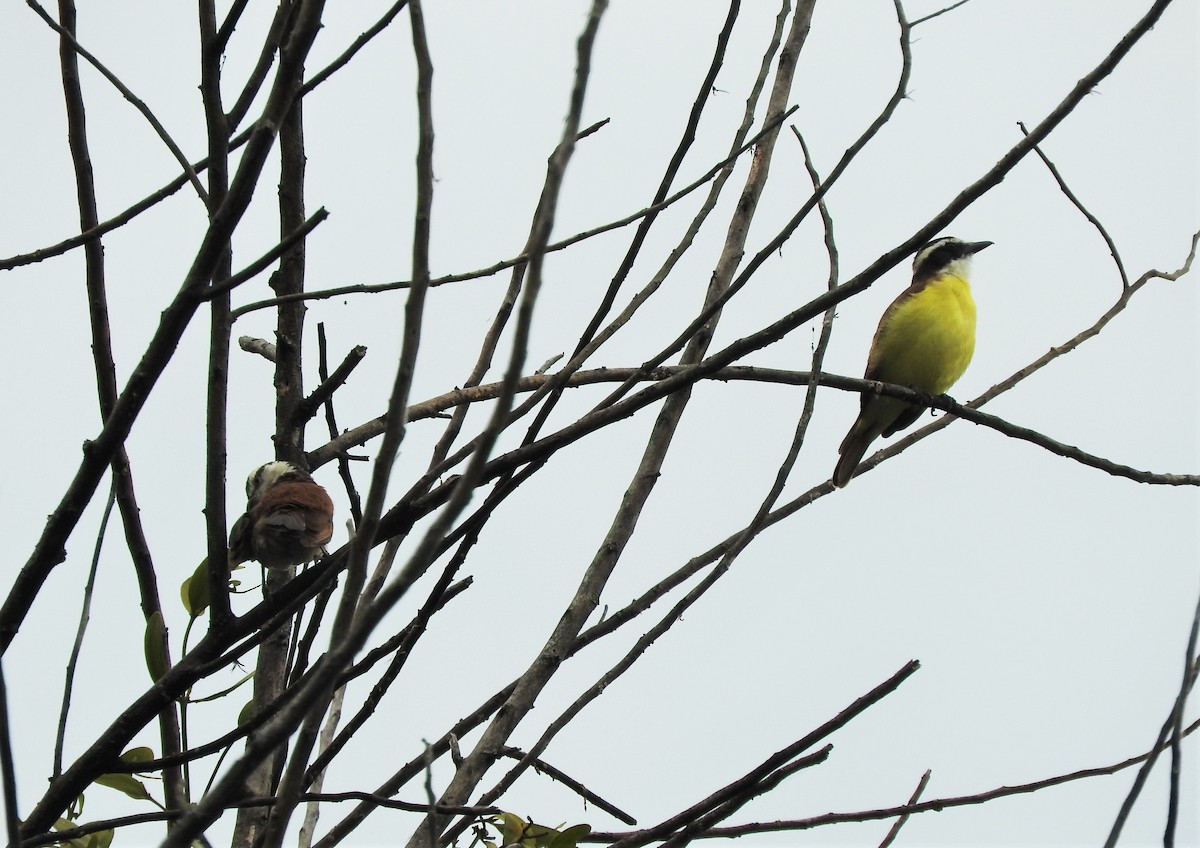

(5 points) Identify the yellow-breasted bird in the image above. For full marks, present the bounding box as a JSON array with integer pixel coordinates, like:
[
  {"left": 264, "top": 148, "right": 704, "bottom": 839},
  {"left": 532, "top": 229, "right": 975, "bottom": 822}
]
[{"left": 832, "top": 236, "right": 992, "bottom": 488}]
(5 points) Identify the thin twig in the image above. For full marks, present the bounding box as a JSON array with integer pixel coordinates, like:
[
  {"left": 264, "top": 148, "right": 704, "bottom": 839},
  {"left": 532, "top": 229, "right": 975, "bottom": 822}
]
[
  {"left": 595, "top": 0, "right": 913, "bottom": 411},
  {"left": 469, "top": 54, "right": 838, "bottom": 834},
  {"left": 307, "top": 360, "right": 1199, "bottom": 489},
  {"left": 498, "top": 747, "right": 636, "bottom": 825},
  {"left": 228, "top": 107, "right": 796, "bottom": 319},
  {"left": 312, "top": 687, "right": 516, "bottom": 848},
  {"left": 878, "top": 770, "right": 932, "bottom": 848},
  {"left": 657, "top": 747, "right": 833, "bottom": 848},
  {"left": 295, "top": 343, "right": 367, "bottom": 425},
  {"left": 54, "top": 0, "right": 188, "bottom": 812},
  {"left": 303, "top": 565, "right": 468, "bottom": 785},
  {"left": 587, "top": 717, "right": 1200, "bottom": 841},
  {"left": 853, "top": 230, "right": 1199, "bottom": 486},
  {"left": 611, "top": 660, "right": 920, "bottom": 848},
  {"left": 225, "top": 1, "right": 293, "bottom": 129},
  {"left": 316, "top": 324, "right": 366, "bottom": 527},
  {"left": 1018, "top": 121, "right": 1129, "bottom": 287},
  {"left": 54, "top": 482, "right": 116, "bottom": 779},
  {"left": 0, "top": 661, "right": 20, "bottom": 847},
  {"left": 1165, "top": 595, "right": 1200, "bottom": 846},
  {"left": 3, "top": 0, "right": 336, "bottom": 680},
  {"left": 298, "top": 0, "right": 410, "bottom": 99},
  {"left": 507, "top": 0, "right": 750, "bottom": 458},
  {"left": 1, "top": 0, "right": 413, "bottom": 275},
  {"left": 26, "top": 0, "right": 208, "bottom": 203},
  {"left": 1107, "top": 587, "right": 1200, "bottom": 847},
  {"left": 910, "top": 0, "right": 974, "bottom": 26},
  {"left": 214, "top": 0, "right": 251, "bottom": 52},
  {"left": 206, "top": 208, "right": 330, "bottom": 299},
  {"left": 392, "top": 6, "right": 609, "bottom": 848},
  {"left": 24, "top": 794, "right": 499, "bottom": 848}
]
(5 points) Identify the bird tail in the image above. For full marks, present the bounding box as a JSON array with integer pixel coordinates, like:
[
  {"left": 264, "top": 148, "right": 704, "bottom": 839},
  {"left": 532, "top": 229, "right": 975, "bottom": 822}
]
[{"left": 833, "top": 420, "right": 873, "bottom": 488}]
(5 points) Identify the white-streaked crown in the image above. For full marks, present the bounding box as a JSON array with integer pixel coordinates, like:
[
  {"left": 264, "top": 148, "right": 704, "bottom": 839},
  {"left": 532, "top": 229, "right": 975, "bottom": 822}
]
[{"left": 246, "top": 460, "right": 298, "bottom": 500}]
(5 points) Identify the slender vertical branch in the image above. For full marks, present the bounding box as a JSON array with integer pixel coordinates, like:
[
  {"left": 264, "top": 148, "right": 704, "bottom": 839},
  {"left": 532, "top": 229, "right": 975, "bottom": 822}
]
[
  {"left": 1165, "top": 589, "right": 1200, "bottom": 846},
  {"left": 196, "top": 0, "right": 236, "bottom": 825},
  {"left": 27, "top": 0, "right": 209, "bottom": 203},
  {"left": 54, "top": 0, "right": 187, "bottom": 817},
  {"left": 0, "top": 661, "right": 19, "bottom": 848},
  {"left": 440, "top": 9, "right": 814, "bottom": 838},
  {"left": 53, "top": 484, "right": 116, "bottom": 781},
  {"left": 256, "top": 2, "right": 439, "bottom": 846},
  {"left": 230, "top": 3, "right": 314, "bottom": 842},
  {"left": 199, "top": 0, "right": 234, "bottom": 631},
  {"left": 393, "top": 5, "right": 623, "bottom": 846},
  {"left": 501, "top": 0, "right": 758, "bottom": 475},
  {"left": 273, "top": 79, "right": 310, "bottom": 465},
  {"left": 316, "top": 324, "right": 365, "bottom": 527},
  {"left": 1, "top": 0, "right": 337, "bottom": 666}
]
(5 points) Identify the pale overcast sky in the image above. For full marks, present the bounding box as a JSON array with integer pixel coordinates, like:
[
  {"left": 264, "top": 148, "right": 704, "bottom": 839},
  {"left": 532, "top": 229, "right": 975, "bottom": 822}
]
[{"left": 1, "top": 2, "right": 1197, "bottom": 846}]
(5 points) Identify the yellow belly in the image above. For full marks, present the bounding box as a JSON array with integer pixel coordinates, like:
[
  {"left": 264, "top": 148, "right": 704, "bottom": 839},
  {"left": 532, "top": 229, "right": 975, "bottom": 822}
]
[{"left": 870, "top": 273, "right": 976, "bottom": 395}]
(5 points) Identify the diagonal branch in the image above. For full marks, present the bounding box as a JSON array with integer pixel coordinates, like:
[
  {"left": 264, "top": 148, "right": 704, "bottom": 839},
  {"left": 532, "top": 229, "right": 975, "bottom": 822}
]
[
  {"left": 26, "top": 0, "right": 208, "bottom": 203},
  {"left": 0, "top": 0, "right": 333, "bottom": 664},
  {"left": 611, "top": 660, "right": 920, "bottom": 848}
]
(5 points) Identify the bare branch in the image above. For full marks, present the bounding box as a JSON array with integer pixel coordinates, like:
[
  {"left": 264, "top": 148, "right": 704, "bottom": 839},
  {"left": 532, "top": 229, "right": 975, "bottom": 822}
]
[
  {"left": 1019, "top": 120, "right": 1129, "bottom": 287},
  {"left": 611, "top": 660, "right": 919, "bottom": 848},
  {"left": 596, "top": 0, "right": 914, "bottom": 409},
  {"left": 910, "top": 0, "right": 976, "bottom": 27},
  {"left": 294, "top": 344, "right": 367, "bottom": 425},
  {"left": 498, "top": 747, "right": 637, "bottom": 825},
  {"left": 395, "top": 5, "right": 611, "bottom": 846},
  {"left": 317, "top": 324, "right": 366, "bottom": 526},
  {"left": 587, "top": 717, "right": 1200, "bottom": 841},
  {"left": 239, "top": 335, "right": 278, "bottom": 362},
  {"left": 25, "top": 0, "right": 208, "bottom": 203},
  {"left": 878, "top": 770, "right": 932, "bottom": 848},
  {"left": 54, "top": 484, "right": 116, "bottom": 779},
  {"left": 1106, "top": 587, "right": 1200, "bottom": 846},
  {"left": 228, "top": 106, "right": 796, "bottom": 319},
  {"left": 0, "top": 662, "right": 18, "bottom": 846},
  {"left": 206, "top": 208, "right": 330, "bottom": 299}
]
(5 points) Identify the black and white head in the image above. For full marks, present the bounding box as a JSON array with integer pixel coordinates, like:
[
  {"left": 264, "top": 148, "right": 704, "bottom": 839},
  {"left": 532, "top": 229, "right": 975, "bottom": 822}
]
[
  {"left": 245, "top": 460, "right": 313, "bottom": 503},
  {"left": 231, "top": 460, "right": 334, "bottom": 570},
  {"left": 912, "top": 236, "right": 993, "bottom": 282}
]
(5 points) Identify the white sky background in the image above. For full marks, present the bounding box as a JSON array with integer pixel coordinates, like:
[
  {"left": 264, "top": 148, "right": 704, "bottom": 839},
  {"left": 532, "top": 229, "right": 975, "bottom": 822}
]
[{"left": 1, "top": 1, "right": 1198, "bottom": 847}]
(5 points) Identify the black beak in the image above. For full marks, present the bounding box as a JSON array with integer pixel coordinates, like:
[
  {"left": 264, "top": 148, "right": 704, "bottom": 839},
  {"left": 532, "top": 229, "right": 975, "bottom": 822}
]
[{"left": 966, "top": 240, "right": 994, "bottom": 254}]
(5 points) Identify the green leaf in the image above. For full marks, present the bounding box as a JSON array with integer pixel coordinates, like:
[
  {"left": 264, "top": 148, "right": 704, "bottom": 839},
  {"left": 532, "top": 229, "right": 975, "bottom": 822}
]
[
  {"left": 237, "top": 699, "right": 258, "bottom": 726},
  {"left": 523, "top": 823, "right": 556, "bottom": 848},
  {"left": 498, "top": 812, "right": 526, "bottom": 846},
  {"left": 143, "top": 611, "right": 169, "bottom": 681},
  {"left": 181, "top": 559, "right": 211, "bottom": 617},
  {"left": 548, "top": 824, "right": 591, "bottom": 848},
  {"left": 67, "top": 793, "right": 85, "bottom": 819},
  {"left": 52, "top": 817, "right": 114, "bottom": 848},
  {"left": 120, "top": 746, "right": 154, "bottom": 767},
  {"left": 95, "top": 772, "right": 152, "bottom": 801}
]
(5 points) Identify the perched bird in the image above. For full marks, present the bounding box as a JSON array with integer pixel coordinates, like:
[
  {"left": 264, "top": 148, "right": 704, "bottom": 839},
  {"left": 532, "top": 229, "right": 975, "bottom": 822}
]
[
  {"left": 228, "top": 461, "right": 334, "bottom": 570},
  {"left": 832, "top": 236, "right": 992, "bottom": 488}
]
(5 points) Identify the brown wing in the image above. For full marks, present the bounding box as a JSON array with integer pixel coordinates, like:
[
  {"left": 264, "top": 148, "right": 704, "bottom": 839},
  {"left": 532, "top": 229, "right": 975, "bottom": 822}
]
[
  {"left": 228, "top": 512, "right": 254, "bottom": 565},
  {"left": 262, "top": 481, "right": 334, "bottom": 547}
]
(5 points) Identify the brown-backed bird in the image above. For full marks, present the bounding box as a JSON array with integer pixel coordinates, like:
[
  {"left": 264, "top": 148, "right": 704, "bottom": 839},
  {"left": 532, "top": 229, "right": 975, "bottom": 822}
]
[{"left": 229, "top": 461, "right": 334, "bottom": 569}]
